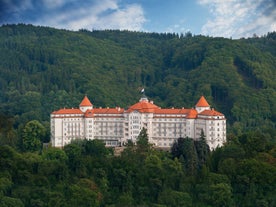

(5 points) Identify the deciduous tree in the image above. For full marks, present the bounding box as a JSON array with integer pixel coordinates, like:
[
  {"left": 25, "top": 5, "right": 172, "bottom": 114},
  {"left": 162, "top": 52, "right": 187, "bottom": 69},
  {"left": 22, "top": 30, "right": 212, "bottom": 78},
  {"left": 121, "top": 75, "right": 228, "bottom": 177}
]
[{"left": 22, "top": 120, "right": 46, "bottom": 152}]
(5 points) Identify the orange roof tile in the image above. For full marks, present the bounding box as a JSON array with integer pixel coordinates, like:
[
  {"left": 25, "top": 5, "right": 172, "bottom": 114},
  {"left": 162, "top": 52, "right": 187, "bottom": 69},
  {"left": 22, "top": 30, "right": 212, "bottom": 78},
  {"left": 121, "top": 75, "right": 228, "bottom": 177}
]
[
  {"left": 84, "top": 110, "right": 94, "bottom": 117},
  {"left": 195, "top": 96, "right": 210, "bottom": 107},
  {"left": 186, "top": 109, "right": 198, "bottom": 119},
  {"left": 52, "top": 108, "right": 83, "bottom": 114},
  {"left": 198, "top": 109, "right": 224, "bottom": 116},
  {"left": 79, "top": 96, "right": 93, "bottom": 107},
  {"left": 93, "top": 108, "right": 124, "bottom": 114},
  {"left": 84, "top": 108, "right": 124, "bottom": 117},
  {"left": 127, "top": 100, "right": 159, "bottom": 113}
]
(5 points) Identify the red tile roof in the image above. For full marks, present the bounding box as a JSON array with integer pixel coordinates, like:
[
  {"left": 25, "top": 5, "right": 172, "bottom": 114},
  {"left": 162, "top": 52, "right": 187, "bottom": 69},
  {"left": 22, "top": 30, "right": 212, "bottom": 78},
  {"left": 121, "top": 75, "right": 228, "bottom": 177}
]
[
  {"left": 52, "top": 96, "right": 222, "bottom": 120},
  {"left": 199, "top": 109, "right": 224, "bottom": 116},
  {"left": 186, "top": 109, "right": 198, "bottom": 119},
  {"left": 79, "top": 96, "right": 93, "bottom": 107},
  {"left": 195, "top": 96, "right": 210, "bottom": 107},
  {"left": 93, "top": 108, "right": 124, "bottom": 114},
  {"left": 52, "top": 108, "right": 83, "bottom": 114},
  {"left": 127, "top": 100, "right": 159, "bottom": 113},
  {"left": 84, "top": 110, "right": 94, "bottom": 117}
]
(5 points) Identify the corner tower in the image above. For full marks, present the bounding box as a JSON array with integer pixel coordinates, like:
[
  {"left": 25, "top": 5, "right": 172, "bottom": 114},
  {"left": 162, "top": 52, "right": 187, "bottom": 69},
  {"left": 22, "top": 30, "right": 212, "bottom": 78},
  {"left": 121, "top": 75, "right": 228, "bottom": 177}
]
[
  {"left": 79, "top": 95, "right": 93, "bottom": 112},
  {"left": 195, "top": 96, "right": 210, "bottom": 113}
]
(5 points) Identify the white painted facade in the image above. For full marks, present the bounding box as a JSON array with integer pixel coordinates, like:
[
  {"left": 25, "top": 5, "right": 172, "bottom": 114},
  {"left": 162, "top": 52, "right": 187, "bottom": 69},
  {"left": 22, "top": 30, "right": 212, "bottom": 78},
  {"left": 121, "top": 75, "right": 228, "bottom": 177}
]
[{"left": 50, "top": 95, "right": 226, "bottom": 150}]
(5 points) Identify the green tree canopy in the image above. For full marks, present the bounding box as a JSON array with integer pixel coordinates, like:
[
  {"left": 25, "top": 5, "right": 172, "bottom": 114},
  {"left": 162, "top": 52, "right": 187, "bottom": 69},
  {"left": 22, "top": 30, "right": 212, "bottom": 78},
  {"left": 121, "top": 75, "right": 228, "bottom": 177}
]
[{"left": 22, "top": 120, "right": 46, "bottom": 152}]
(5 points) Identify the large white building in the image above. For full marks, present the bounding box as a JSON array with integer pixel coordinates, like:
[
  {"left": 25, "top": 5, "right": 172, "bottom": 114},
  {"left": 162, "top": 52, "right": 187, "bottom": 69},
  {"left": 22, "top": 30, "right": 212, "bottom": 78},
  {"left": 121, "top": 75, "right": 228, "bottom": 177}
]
[{"left": 50, "top": 95, "right": 226, "bottom": 150}]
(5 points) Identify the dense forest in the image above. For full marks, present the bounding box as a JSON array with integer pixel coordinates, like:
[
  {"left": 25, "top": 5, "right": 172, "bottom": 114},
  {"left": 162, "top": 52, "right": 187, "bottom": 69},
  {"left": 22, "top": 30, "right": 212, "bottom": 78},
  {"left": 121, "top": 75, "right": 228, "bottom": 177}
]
[
  {"left": 0, "top": 24, "right": 276, "bottom": 206},
  {"left": 0, "top": 129, "right": 275, "bottom": 206},
  {"left": 0, "top": 24, "right": 276, "bottom": 139}
]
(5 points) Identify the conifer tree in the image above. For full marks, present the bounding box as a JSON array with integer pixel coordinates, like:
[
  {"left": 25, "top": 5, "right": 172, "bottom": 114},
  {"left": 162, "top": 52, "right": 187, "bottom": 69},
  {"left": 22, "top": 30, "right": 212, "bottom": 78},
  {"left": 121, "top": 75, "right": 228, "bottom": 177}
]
[
  {"left": 136, "top": 127, "right": 151, "bottom": 152},
  {"left": 195, "top": 130, "right": 210, "bottom": 170},
  {"left": 171, "top": 137, "right": 199, "bottom": 175}
]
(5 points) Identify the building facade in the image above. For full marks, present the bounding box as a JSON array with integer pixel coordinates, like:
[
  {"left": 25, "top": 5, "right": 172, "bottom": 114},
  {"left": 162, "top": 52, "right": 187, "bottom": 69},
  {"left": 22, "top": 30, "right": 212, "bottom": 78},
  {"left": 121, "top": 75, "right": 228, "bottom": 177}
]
[{"left": 50, "top": 95, "right": 226, "bottom": 150}]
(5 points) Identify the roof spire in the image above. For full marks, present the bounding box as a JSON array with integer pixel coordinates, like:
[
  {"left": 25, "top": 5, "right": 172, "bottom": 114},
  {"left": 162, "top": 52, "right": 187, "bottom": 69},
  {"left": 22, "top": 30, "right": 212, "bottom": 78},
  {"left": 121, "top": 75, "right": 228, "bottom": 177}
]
[
  {"left": 79, "top": 95, "right": 93, "bottom": 107},
  {"left": 195, "top": 96, "right": 210, "bottom": 107},
  {"left": 195, "top": 96, "right": 210, "bottom": 113}
]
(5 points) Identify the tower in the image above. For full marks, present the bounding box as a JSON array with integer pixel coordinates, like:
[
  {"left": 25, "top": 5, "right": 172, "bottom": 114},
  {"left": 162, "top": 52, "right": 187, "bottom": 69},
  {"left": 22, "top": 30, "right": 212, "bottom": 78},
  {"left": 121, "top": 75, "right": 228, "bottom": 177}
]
[
  {"left": 79, "top": 95, "right": 93, "bottom": 112},
  {"left": 195, "top": 96, "right": 210, "bottom": 113}
]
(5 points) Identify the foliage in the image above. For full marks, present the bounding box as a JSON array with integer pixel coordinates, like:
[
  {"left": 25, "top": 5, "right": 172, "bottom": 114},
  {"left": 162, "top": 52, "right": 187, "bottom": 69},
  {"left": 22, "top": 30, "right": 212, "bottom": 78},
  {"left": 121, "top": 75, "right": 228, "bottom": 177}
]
[
  {"left": 0, "top": 131, "right": 275, "bottom": 206},
  {"left": 0, "top": 24, "right": 275, "bottom": 139},
  {"left": 136, "top": 127, "right": 149, "bottom": 146},
  {"left": 136, "top": 127, "right": 151, "bottom": 154},
  {"left": 21, "top": 120, "right": 46, "bottom": 152},
  {"left": 171, "top": 135, "right": 210, "bottom": 175},
  {"left": 0, "top": 24, "right": 276, "bottom": 206},
  {"left": 83, "top": 139, "right": 111, "bottom": 157}
]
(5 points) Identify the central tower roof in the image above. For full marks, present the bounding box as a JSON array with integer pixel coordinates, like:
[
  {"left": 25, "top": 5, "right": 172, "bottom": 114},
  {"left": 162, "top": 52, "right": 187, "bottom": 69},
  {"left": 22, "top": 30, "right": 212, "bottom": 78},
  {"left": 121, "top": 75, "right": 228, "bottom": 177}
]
[{"left": 127, "top": 96, "right": 159, "bottom": 113}]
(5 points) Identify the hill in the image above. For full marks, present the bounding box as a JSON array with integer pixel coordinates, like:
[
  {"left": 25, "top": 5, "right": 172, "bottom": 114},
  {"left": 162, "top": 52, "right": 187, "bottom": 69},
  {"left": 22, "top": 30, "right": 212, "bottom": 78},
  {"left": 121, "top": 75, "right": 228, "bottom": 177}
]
[{"left": 0, "top": 24, "right": 276, "bottom": 138}]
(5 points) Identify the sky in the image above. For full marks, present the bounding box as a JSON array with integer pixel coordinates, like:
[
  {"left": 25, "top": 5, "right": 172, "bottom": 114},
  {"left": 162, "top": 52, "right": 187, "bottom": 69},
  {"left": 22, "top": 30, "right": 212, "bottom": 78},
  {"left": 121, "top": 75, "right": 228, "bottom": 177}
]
[{"left": 1, "top": 0, "right": 276, "bottom": 39}]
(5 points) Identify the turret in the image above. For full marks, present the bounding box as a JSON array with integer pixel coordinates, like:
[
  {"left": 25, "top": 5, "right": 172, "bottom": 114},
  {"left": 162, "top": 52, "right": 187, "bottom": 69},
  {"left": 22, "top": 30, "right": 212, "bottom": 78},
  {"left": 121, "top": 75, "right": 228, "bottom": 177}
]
[
  {"left": 79, "top": 96, "right": 93, "bottom": 112},
  {"left": 195, "top": 96, "right": 210, "bottom": 113}
]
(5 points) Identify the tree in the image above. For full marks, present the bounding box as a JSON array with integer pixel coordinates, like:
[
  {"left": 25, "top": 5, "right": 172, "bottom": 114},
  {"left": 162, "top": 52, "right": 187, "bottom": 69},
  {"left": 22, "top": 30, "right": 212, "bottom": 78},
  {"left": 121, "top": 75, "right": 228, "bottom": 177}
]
[
  {"left": 158, "top": 189, "right": 192, "bottom": 207},
  {"left": 64, "top": 141, "right": 83, "bottom": 174},
  {"left": 68, "top": 179, "right": 101, "bottom": 207},
  {"left": 40, "top": 147, "right": 69, "bottom": 181},
  {"left": 136, "top": 127, "right": 149, "bottom": 146},
  {"left": 238, "top": 130, "right": 269, "bottom": 157},
  {"left": 0, "top": 196, "right": 24, "bottom": 207},
  {"left": 116, "top": 193, "right": 134, "bottom": 207},
  {"left": 83, "top": 139, "right": 110, "bottom": 157},
  {"left": 0, "top": 114, "right": 17, "bottom": 147},
  {"left": 171, "top": 137, "right": 198, "bottom": 175},
  {"left": 136, "top": 127, "right": 151, "bottom": 154},
  {"left": 0, "top": 177, "right": 12, "bottom": 196},
  {"left": 171, "top": 137, "right": 186, "bottom": 158},
  {"left": 42, "top": 147, "right": 68, "bottom": 162},
  {"left": 144, "top": 154, "right": 164, "bottom": 201},
  {"left": 195, "top": 130, "right": 210, "bottom": 169},
  {"left": 208, "top": 183, "right": 233, "bottom": 207},
  {"left": 22, "top": 120, "right": 46, "bottom": 152}
]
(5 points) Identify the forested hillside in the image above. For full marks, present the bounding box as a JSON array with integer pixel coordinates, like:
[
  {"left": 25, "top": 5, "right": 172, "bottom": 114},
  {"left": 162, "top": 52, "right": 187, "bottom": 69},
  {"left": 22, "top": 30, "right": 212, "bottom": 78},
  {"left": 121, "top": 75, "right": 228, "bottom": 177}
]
[
  {"left": 0, "top": 130, "right": 275, "bottom": 206},
  {"left": 0, "top": 24, "right": 276, "bottom": 207},
  {"left": 0, "top": 24, "right": 276, "bottom": 142}
]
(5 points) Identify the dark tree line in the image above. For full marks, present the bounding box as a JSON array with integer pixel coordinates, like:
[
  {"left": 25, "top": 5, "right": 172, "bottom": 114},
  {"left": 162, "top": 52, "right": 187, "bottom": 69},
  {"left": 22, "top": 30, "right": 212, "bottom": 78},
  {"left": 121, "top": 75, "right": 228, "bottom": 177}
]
[{"left": 0, "top": 128, "right": 275, "bottom": 206}]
